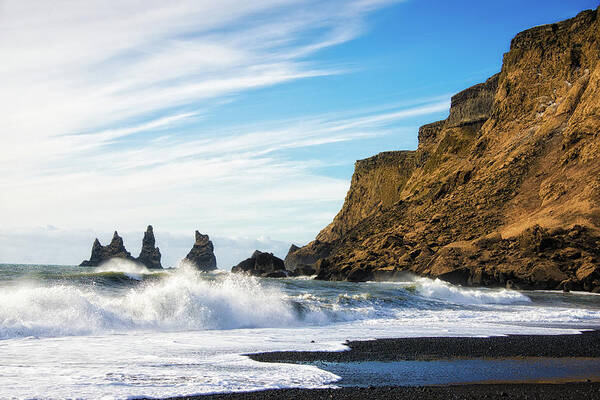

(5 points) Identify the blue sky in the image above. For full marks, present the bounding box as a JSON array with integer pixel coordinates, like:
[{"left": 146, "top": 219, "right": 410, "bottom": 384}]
[{"left": 0, "top": 0, "right": 597, "bottom": 267}]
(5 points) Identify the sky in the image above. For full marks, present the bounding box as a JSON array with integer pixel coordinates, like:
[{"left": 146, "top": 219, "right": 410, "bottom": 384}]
[{"left": 1, "top": 0, "right": 598, "bottom": 268}]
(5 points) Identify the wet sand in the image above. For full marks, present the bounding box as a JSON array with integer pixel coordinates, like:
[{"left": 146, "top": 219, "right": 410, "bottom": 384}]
[
  {"left": 169, "top": 383, "right": 600, "bottom": 400},
  {"left": 249, "top": 330, "right": 600, "bottom": 362},
  {"left": 162, "top": 331, "right": 600, "bottom": 400}
]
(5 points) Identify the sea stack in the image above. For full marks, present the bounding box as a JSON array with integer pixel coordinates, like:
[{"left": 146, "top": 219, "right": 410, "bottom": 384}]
[
  {"left": 182, "top": 231, "right": 217, "bottom": 271},
  {"left": 231, "top": 250, "right": 286, "bottom": 278},
  {"left": 136, "top": 225, "right": 162, "bottom": 269},
  {"left": 80, "top": 231, "right": 135, "bottom": 266}
]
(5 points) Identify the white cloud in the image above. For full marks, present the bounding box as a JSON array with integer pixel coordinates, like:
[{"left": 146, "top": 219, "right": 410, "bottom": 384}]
[{"left": 0, "top": 0, "right": 454, "bottom": 265}]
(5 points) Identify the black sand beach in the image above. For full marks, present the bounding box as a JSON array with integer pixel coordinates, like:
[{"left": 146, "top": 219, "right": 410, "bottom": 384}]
[
  {"left": 248, "top": 330, "right": 600, "bottom": 362},
  {"left": 172, "top": 383, "right": 600, "bottom": 400},
  {"left": 163, "top": 331, "right": 600, "bottom": 400}
]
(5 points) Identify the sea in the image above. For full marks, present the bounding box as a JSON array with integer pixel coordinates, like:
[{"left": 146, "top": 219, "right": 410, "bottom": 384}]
[{"left": 1, "top": 260, "right": 600, "bottom": 399}]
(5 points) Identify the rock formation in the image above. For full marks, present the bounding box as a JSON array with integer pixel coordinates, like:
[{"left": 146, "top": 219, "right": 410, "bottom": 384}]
[
  {"left": 182, "top": 231, "right": 217, "bottom": 271},
  {"left": 136, "top": 225, "right": 162, "bottom": 269},
  {"left": 232, "top": 250, "right": 287, "bottom": 278},
  {"left": 80, "top": 227, "right": 162, "bottom": 268},
  {"left": 287, "top": 7, "right": 600, "bottom": 291},
  {"left": 284, "top": 243, "right": 324, "bottom": 276},
  {"left": 80, "top": 231, "right": 136, "bottom": 266}
]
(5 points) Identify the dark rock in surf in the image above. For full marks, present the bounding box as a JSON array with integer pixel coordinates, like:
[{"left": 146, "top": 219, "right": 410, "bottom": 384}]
[
  {"left": 284, "top": 244, "right": 315, "bottom": 276},
  {"left": 80, "top": 231, "right": 136, "bottom": 266},
  {"left": 231, "top": 250, "right": 286, "bottom": 277},
  {"left": 284, "top": 241, "right": 331, "bottom": 276},
  {"left": 80, "top": 227, "right": 163, "bottom": 269},
  {"left": 136, "top": 225, "right": 162, "bottom": 269},
  {"left": 182, "top": 231, "right": 217, "bottom": 271}
]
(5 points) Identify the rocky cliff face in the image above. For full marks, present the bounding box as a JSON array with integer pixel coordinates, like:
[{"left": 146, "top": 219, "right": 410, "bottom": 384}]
[
  {"left": 287, "top": 7, "right": 600, "bottom": 291},
  {"left": 182, "top": 231, "right": 217, "bottom": 271}
]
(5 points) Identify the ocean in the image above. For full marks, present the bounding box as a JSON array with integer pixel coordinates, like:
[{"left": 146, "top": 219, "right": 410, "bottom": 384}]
[{"left": 1, "top": 261, "right": 600, "bottom": 399}]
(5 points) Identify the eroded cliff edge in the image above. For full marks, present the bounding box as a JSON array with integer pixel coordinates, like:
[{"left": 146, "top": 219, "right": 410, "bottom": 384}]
[{"left": 288, "top": 8, "right": 600, "bottom": 291}]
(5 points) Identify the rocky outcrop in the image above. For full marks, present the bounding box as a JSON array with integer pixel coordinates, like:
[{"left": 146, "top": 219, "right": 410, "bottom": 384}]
[
  {"left": 284, "top": 243, "right": 328, "bottom": 276},
  {"left": 80, "top": 231, "right": 136, "bottom": 266},
  {"left": 136, "top": 225, "right": 162, "bottom": 269},
  {"left": 232, "top": 250, "right": 287, "bottom": 278},
  {"left": 294, "top": 7, "right": 600, "bottom": 291},
  {"left": 445, "top": 74, "right": 499, "bottom": 127},
  {"left": 315, "top": 151, "right": 417, "bottom": 243},
  {"left": 182, "top": 231, "right": 217, "bottom": 271}
]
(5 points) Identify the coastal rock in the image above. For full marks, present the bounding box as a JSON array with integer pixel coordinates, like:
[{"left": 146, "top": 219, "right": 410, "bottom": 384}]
[
  {"left": 183, "top": 231, "right": 217, "bottom": 271},
  {"left": 284, "top": 243, "right": 323, "bottom": 276},
  {"left": 231, "top": 250, "right": 286, "bottom": 277},
  {"left": 292, "top": 7, "right": 600, "bottom": 291},
  {"left": 136, "top": 225, "right": 162, "bottom": 269},
  {"left": 80, "top": 227, "right": 164, "bottom": 268},
  {"left": 80, "top": 231, "right": 135, "bottom": 266},
  {"left": 283, "top": 240, "right": 332, "bottom": 276}
]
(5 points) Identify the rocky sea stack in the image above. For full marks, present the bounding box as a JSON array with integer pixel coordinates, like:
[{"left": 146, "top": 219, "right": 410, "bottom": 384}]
[
  {"left": 80, "top": 226, "right": 162, "bottom": 269},
  {"left": 182, "top": 231, "right": 217, "bottom": 271},
  {"left": 286, "top": 8, "right": 600, "bottom": 291},
  {"left": 136, "top": 225, "right": 162, "bottom": 269},
  {"left": 232, "top": 250, "right": 286, "bottom": 278},
  {"left": 80, "top": 231, "right": 136, "bottom": 267}
]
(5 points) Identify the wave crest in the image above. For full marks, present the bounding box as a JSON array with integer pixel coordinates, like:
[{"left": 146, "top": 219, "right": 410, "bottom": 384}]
[
  {"left": 0, "top": 268, "right": 327, "bottom": 339},
  {"left": 415, "top": 278, "right": 531, "bottom": 305}
]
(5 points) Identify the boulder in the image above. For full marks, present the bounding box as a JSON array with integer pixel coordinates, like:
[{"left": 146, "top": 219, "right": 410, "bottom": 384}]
[
  {"left": 183, "top": 231, "right": 217, "bottom": 271},
  {"left": 231, "top": 250, "right": 286, "bottom": 277}
]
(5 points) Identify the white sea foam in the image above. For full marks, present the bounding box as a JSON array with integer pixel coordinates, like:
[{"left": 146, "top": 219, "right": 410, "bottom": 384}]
[
  {"left": 1, "top": 266, "right": 600, "bottom": 398},
  {"left": 0, "top": 269, "right": 333, "bottom": 339},
  {"left": 94, "top": 258, "right": 162, "bottom": 280},
  {"left": 0, "top": 271, "right": 589, "bottom": 341}
]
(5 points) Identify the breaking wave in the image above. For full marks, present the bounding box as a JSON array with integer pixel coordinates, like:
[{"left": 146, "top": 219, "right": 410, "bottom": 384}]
[
  {"left": 0, "top": 267, "right": 333, "bottom": 339},
  {"left": 0, "top": 263, "right": 562, "bottom": 340},
  {"left": 414, "top": 278, "right": 532, "bottom": 305}
]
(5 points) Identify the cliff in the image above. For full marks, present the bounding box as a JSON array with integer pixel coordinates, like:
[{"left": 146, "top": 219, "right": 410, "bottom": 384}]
[{"left": 286, "top": 7, "right": 600, "bottom": 291}]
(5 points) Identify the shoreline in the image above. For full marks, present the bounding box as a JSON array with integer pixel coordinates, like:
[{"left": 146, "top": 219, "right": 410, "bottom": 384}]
[
  {"left": 248, "top": 330, "right": 600, "bottom": 362},
  {"left": 160, "top": 331, "right": 600, "bottom": 400},
  {"left": 166, "top": 383, "right": 600, "bottom": 400}
]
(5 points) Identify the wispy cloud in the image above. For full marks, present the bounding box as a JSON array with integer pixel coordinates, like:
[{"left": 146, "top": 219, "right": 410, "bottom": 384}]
[
  {"left": 0, "top": 0, "right": 453, "bottom": 264},
  {"left": 1, "top": 98, "right": 448, "bottom": 238}
]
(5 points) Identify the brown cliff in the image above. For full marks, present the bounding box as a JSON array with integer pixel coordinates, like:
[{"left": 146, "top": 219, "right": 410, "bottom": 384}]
[{"left": 287, "top": 7, "right": 600, "bottom": 291}]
